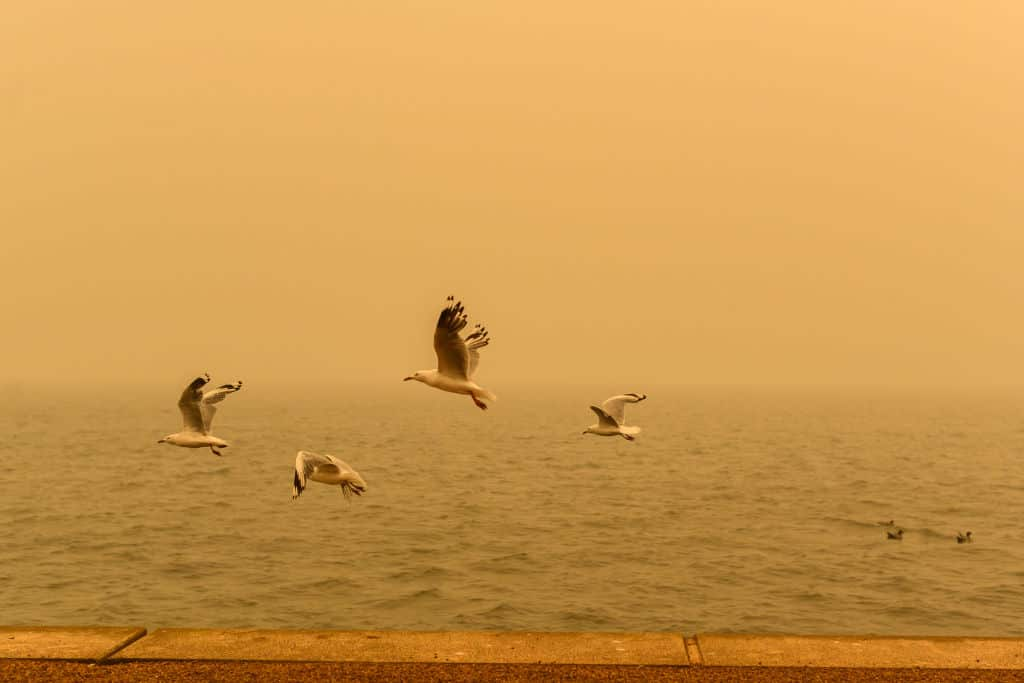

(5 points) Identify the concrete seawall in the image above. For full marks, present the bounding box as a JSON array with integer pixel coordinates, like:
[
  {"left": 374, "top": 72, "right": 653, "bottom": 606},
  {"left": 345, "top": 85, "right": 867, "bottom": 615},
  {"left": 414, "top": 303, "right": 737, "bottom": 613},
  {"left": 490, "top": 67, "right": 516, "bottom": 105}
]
[{"left": 3, "top": 627, "right": 1024, "bottom": 669}]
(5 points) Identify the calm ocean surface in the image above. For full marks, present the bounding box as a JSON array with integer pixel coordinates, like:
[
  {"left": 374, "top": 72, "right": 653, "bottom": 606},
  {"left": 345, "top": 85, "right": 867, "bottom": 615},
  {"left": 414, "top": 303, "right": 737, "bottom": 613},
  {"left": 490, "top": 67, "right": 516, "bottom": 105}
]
[{"left": 2, "top": 383, "right": 1022, "bottom": 635}]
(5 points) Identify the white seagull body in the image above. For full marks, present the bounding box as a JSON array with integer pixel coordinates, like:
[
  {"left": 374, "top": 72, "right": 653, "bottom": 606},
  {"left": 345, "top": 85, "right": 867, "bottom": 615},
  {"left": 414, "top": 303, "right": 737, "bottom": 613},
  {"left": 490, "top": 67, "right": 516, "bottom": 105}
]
[
  {"left": 292, "top": 450, "right": 367, "bottom": 500},
  {"left": 404, "top": 296, "right": 496, "bottom": 410},
  {"left": 158, "top": 374, "right": 243, "bottom": 456},
  {"left": 583, "top": 393, "right": 647, "bottom": 441}
]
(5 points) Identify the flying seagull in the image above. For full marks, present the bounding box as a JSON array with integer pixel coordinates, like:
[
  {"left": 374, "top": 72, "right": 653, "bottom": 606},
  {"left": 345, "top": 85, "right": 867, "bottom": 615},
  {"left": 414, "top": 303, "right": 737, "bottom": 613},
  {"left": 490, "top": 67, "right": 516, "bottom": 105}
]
[
  {"left": 583, "top": 393, "right": 647, "bottom": 441},
  {"left": 887, "top": 529, "right": 904, "bottom": 540},
  {"left": 292, "top": 451, "right": 367, "bottom": 500},
  {"left": 957, "top": 531, "right": 973, "bottom": 544},
  {"left": 157, "top": 373, "right": 243, "bottom": 456},
  {"left": 404, "top": 295, "right": 497, "bottom": 410}
]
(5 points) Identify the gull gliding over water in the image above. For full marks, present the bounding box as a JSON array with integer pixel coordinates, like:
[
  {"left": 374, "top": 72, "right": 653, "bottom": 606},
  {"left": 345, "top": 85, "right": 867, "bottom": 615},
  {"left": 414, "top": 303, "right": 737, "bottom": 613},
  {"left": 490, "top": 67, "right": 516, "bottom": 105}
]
[
  {"left": 157, "top": 374, "right": 243, "bottom": 456},
  {"left": 404, "top": 296, "right": 497, "bottom": 410},
  {"left": 292, "top": 451, "right": 367, "bottom": 500},
  {"left": 583, "top": 393, "right": 647, "bottom": 441}
]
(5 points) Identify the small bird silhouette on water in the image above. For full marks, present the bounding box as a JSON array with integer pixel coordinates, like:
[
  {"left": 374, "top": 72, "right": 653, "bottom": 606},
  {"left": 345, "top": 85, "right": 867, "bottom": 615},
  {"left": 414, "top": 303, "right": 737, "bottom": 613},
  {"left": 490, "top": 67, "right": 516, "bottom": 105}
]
[
  {"left": 957, "top": 531, "right": 973, "bottom": 544},
  {"left": 887, "top": 529, "right": 904, "bottom": 540}
]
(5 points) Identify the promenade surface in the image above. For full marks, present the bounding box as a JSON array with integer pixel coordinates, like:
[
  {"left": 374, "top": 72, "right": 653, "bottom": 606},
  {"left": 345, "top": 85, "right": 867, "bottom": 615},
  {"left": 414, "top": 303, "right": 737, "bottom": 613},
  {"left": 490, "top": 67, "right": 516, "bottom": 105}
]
[{"left": 3, "top": 627, "right": 1023, "bottom": 682}]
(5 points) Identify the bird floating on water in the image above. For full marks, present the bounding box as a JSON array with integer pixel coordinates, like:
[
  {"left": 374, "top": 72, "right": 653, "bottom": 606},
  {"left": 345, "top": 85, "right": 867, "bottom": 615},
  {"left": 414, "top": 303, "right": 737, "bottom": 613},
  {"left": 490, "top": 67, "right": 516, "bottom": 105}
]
[
  {"left": 292, "top": 451, "right": 367, "bottom": 500},
  {"left": 957, "top": 531, "right": 973, "bottom": 544},
  {"left": 886, "top": 529, "right": 904, "bottom": 540},
  {"left": 157, "top": 374, "right": 242, "bottom": 456},
  {"left": 583, "top": 393, "right": 647, "bottom": 441},
  {"left": 404, "top": 296, "right": 496, "bottom": 410}
]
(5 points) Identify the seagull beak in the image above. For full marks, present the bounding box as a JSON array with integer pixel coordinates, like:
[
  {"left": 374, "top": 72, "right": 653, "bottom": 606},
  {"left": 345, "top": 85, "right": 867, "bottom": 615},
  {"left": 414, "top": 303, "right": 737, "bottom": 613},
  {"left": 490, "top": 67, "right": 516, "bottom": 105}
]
[
  {"left": 403, "top": 376, "right": 414, "bottom": 381},
  {"left": 157, "top": 438, "right": 165, "bottom": 444}
]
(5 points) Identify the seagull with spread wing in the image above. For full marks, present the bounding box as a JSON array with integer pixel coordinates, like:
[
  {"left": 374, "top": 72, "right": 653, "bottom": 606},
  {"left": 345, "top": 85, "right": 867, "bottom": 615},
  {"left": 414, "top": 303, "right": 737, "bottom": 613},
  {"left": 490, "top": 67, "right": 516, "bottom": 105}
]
[
  {"left": 582, "top": 393, "right": 647, "bottom": 441},
  {"left": 157, "top": 373, "right": 243, "bottom": 456},
  {"left": 404, "top": 295, "right": 497, "bottom": 410},
  {"left": 292, "top": 451, "right": 367, "bottom": 500}
]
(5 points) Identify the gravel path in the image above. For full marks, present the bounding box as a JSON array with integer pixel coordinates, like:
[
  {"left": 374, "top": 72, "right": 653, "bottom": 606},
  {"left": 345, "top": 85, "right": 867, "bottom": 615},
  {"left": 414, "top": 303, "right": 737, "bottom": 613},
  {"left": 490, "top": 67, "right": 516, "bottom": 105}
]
[{"left": 2, "top": 661, "right": 1023, "bottom": 683}]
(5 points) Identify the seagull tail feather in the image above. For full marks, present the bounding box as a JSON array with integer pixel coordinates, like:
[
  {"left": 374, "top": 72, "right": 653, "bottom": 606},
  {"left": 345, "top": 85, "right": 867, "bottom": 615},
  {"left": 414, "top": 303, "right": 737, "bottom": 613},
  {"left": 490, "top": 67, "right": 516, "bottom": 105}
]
[
  {"left": 474, "top": 388, "right": 497, "bottom": 402},
  {"left": 340, "top": 474, "right": 368, "bottom": 500}
]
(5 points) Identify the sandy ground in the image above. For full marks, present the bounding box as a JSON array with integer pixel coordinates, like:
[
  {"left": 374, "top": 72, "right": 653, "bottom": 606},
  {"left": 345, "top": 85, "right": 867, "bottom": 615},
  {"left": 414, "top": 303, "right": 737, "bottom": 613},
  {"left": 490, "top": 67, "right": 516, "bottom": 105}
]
[{"left": 2, "top": 661, "right": 1024, "bottom": 682}]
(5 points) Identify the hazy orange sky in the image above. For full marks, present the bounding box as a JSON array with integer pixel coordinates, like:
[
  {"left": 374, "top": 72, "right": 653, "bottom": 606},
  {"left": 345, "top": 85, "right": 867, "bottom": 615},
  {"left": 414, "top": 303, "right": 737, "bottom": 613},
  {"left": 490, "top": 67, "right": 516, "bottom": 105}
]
[{"left": 2, "top": 2, "right": 1021, "bottom": 387}]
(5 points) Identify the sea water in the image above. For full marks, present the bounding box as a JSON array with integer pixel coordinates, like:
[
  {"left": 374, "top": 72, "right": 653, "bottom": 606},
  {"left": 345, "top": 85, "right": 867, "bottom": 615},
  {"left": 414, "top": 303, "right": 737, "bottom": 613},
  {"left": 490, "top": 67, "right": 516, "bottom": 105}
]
[{"left": 1, "top": 383, "right": 1022, "bottom": 635}]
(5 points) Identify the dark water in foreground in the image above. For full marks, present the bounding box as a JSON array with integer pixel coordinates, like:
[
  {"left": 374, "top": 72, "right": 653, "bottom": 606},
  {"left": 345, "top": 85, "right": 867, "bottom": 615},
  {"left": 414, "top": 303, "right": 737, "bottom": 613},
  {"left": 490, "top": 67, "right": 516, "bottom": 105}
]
[{"left": 2, "top": 384, "right": 1022, "bottom": 635}]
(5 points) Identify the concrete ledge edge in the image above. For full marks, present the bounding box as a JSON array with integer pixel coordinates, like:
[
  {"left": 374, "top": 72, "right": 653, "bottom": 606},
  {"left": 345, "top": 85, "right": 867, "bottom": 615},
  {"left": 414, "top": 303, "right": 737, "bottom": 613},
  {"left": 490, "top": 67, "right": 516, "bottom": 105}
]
[
  {"left": 111, "top": 629, "right": 689, "bottom": 666},
  {"left": 0, "top": 627, "right": 148, "bottom": 663},
  {"left": 4, "top": 629, "right": 1024, "bottom": 669},
  {"left": 695, "top": 633, "right": 1024, "bottom": 669}
]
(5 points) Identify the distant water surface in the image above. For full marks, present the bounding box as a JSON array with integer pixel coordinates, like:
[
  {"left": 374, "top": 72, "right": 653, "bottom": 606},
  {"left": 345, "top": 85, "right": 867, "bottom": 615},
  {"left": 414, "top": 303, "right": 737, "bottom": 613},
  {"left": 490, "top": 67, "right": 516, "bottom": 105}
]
[{"left": 1, "top": 384, "right": 1022, "bottom": 635}]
